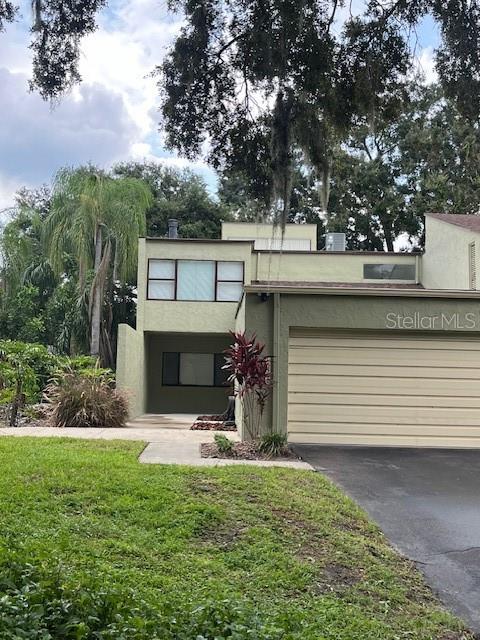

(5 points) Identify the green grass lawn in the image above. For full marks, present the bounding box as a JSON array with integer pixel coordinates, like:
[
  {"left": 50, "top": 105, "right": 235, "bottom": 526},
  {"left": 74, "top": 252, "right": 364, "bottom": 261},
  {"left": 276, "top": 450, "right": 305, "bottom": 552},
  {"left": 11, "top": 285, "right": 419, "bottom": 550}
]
[{"left": 0, "top": 437, "right": 472, "bottom": 639}]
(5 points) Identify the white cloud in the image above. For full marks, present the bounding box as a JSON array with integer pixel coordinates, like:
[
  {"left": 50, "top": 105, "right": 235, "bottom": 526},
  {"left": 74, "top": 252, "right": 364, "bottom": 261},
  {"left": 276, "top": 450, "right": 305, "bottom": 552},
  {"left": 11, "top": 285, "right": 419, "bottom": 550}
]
[
  {"left": 415, "top": 47, "right": 438, "bottom": 84},
  {"left": 0, "top": 0, "right": 211, "bottom": 208}
]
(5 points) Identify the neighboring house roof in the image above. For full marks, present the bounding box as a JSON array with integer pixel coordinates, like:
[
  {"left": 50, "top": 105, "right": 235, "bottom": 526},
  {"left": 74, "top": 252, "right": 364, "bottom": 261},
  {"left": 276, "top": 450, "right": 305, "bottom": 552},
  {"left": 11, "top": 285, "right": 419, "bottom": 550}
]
[
  {"left": 251, "top": 280, "right": 423, "bottom": 289},
  {"left": 427, "top": 213, "right": 480, "bottom": 233}
]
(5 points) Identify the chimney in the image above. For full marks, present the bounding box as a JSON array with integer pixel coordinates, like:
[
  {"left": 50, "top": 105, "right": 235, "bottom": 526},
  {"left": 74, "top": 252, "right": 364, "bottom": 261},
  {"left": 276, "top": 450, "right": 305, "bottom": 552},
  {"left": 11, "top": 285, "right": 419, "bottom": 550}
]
[{"left": 168, "top": 219, "right": 178, "bottom": 239}]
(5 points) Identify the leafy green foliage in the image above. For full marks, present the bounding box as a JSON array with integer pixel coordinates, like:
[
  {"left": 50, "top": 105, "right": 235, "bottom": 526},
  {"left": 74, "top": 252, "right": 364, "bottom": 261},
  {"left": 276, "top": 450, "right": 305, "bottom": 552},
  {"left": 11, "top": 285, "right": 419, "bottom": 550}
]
[
  {"left": 0, "top": 558, "right": 281, "bottom": 639},
  {"left": 156, "top": 1, "right": 408, "bottom": 221},
  {"left": 0, "top": 1, "right": 16, "bottom": 31},
  {"left": 29, "top": 0, "right": 107, "bottom": 100},
  {"left": 113, "top": 162, "right": 230, "bottom": 239},
  {"left": 45, "top": 368, "right": 128, "bottom": 428},
  {"left": 0, "top": 340, "right": 56, "bottom": 426},
  {"left": 259, "top": 433, "right": 288, "bottom": 458},
  {"left": 46, "top": 166, "right": 153, "bottom": 362},
  {"left": 0, "top": 340, "right": 56, "bottom": 405},
  {"left": 214, "top": 433, "right": 235, "bottom": 454}
]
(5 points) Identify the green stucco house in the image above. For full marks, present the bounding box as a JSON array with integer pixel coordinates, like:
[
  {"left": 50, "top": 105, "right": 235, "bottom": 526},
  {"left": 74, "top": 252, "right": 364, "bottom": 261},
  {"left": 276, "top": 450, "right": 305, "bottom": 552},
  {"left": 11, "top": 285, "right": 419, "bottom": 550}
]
[{"left": 117, "top": 213, "right": 480, "bottom": 448}]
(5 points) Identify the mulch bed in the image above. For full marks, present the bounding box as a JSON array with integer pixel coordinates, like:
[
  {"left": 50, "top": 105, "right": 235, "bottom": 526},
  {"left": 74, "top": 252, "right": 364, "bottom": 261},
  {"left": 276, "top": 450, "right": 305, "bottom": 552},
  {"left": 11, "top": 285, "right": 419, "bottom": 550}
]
[
  {"left": 191, "top": 415, "right": 237, "bottom": 431},
  {"left": 201, "top": 441, "right": 299, "bottom": 461}
]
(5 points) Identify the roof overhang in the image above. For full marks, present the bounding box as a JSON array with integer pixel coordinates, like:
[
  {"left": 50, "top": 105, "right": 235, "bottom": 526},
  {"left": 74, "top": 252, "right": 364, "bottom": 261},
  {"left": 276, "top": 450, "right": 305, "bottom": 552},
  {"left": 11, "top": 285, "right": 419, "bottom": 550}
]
[{"left": 244, "top": 284, "right": 480, "bottom": 299}]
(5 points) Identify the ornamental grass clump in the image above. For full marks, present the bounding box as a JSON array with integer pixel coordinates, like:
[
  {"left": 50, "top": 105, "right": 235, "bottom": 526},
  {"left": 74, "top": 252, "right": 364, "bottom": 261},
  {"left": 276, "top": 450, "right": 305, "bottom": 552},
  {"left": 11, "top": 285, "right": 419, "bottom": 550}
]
[{"left": 45, "top": 366, "right": 128, "bottom": 428}]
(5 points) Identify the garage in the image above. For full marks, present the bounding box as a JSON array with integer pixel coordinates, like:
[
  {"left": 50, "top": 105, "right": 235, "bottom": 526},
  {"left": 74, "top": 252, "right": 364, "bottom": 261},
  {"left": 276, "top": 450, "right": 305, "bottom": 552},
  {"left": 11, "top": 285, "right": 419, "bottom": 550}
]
[{"left": 288, "top": 330, "right": 480, "bottom": 447}]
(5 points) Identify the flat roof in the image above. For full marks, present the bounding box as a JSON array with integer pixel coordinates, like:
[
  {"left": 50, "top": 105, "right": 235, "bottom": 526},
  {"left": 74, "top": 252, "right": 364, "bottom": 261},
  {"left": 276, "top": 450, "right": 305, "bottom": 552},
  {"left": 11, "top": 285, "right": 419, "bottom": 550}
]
[
  {"left": 142, "top": 237, "right": 421, "bottom": 255},
  {"left": 142, "top": 237, "right": 254, "bottom": 244}
]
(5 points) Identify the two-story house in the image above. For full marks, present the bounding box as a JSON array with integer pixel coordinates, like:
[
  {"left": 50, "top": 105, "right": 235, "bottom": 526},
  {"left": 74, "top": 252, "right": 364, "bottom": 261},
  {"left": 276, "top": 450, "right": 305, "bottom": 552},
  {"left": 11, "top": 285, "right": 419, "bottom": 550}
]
[{"left": 117, "top": 213, "right": 480, "bottom": 448}]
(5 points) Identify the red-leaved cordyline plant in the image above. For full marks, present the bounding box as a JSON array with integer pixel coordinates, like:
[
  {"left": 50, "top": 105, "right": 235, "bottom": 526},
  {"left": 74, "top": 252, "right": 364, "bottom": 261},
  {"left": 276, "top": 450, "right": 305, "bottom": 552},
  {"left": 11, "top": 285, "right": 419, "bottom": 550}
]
[{"left": 223, "top": 331, "right": 273, "bottom": 441}]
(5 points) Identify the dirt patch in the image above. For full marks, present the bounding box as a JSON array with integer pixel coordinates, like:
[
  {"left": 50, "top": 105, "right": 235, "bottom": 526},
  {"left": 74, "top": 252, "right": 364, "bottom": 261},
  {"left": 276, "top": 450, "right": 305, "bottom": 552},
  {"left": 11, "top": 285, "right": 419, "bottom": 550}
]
[
  {"left": 317, "top": 563, "right": 364, "bottom": 592},
  {"left": 201, "top": 441, "right": 299, "bottom": 461},
  {"left": 200, "top": 523, "right": 250, "bottom": 550}
]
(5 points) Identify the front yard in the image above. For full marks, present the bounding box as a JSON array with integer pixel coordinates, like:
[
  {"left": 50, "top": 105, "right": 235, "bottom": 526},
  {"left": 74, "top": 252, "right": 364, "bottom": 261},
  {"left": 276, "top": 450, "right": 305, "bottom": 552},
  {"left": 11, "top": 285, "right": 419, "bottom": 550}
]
[{"left": 0, "top": 437, "right": 471, "bottom": 639}]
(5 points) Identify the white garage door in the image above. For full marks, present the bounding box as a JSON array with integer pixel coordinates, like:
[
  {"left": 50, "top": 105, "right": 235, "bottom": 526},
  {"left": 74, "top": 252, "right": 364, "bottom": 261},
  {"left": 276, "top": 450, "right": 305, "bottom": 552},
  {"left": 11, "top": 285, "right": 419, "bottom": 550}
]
[{"left": 288, "top": 330, "right": 480, "bottom": 448}]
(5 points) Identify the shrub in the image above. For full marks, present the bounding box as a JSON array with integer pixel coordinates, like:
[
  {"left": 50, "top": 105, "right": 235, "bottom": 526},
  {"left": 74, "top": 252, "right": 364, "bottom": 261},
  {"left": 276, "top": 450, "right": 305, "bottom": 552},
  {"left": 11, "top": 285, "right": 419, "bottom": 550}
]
[
  {"left": 53, "top": 356, "right": 115, "bottom": 384},
  {"left": 45, "top": 369, "right": 128, "bottom": 428},
  {"left": 223, "top": 331, "right": 273, "bottom": 440},
  {"left": 258, "top": 433, "right": 288, "bottom": 458},
  {"left": 0, "top": 340, "right": 58, "bottom": 426},
  {"left": 214, "top": 433, "right": 235, "bottom": 454}
]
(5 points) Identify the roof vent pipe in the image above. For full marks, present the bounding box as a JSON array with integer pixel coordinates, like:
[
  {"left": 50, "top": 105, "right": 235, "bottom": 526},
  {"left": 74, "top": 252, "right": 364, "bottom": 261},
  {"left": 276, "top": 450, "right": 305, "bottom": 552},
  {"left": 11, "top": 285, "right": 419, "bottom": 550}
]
[{"left": 168, "top": 219, "right": 178, "bottom": 239}]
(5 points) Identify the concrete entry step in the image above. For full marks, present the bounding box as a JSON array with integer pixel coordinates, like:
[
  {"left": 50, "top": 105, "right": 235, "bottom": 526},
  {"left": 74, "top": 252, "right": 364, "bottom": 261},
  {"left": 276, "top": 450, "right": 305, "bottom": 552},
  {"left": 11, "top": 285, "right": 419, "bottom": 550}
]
[{"left": 126, "top": 414, "right": 198, "bottom": 429}]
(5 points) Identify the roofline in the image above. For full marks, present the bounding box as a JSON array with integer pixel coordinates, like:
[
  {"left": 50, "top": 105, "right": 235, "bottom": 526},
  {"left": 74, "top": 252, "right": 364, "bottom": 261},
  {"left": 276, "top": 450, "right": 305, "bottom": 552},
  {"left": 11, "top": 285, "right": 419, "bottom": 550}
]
[
  {"left": 425, "top": 212, "right": 480, "bottom": 235},
  {"left": 221, "top": 221, "right": 317, "bottom": 228},
  {"left": 141, "top": 236, "right": 421, "bottom": 255},
  {"left": 244, "top": 284, "right": 480, "bottom": 299},
  {"left": 251, "top": 249, "right": 422, "bottom": 256},
  {"left": 142, "top": 237, "right": 254, "bottom": 245}
]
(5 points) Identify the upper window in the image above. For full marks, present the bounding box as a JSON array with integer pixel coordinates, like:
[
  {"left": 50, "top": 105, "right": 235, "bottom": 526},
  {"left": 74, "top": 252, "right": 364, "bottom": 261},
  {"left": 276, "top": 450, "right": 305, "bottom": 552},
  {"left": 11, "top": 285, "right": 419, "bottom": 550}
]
[
  {"left": 148, "top": 259, "right": 244, "bottom": 301},
  {"left": 363, "top": 263, "right": 416, "bottom": 280}
]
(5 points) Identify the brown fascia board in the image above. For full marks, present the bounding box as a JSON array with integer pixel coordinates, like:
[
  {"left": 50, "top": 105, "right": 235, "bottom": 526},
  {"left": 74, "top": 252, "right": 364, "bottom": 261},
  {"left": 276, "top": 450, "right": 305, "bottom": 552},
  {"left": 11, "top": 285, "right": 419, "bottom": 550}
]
[{"left": 244, "top": 283, "right": 480, "bottom": 299}]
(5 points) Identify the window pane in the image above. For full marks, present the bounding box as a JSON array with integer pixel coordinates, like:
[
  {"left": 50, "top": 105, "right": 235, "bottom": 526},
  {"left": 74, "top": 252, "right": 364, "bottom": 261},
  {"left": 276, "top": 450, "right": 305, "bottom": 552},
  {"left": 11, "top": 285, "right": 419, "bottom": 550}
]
[
  {"left": 216, "top": 281, "right": 243, "bottom": 302},
  {"left": 149, "top": 259, "right": 175, "bottom": 279},
  {"left": 163, "top": 352, "right": 179, "bottom": 385},
  {"left": 363, "top": 263, "right": 416, "bottom": 280},
  {"left": 217, "top": 261, "right": 243, "bottom": 281},
  {"left": 180, "top": 353, "right": 214, "bottom": 386},
  {"left": 214, "top": 353, "right": 230, "bottom": 387},
  {"left": 177, "top": 261, "right": 215, "bottom": 300},
  {"left": 148, "top": 280, "right": 175, "bottom": 299}
]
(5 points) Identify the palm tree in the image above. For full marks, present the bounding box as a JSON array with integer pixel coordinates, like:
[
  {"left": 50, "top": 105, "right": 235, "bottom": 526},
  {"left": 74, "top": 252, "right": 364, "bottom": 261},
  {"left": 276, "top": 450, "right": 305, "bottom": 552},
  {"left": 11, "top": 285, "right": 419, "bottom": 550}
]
[{"left": 45, "top": 166, "right": 153, "bottom": 359}]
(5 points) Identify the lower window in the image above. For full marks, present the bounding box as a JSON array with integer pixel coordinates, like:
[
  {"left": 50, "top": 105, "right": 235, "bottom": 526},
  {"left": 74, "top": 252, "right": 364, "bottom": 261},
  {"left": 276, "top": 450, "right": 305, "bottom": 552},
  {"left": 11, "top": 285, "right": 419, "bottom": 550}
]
[{"left": 162, "top": 352, "right": 229, "bottom": 387}]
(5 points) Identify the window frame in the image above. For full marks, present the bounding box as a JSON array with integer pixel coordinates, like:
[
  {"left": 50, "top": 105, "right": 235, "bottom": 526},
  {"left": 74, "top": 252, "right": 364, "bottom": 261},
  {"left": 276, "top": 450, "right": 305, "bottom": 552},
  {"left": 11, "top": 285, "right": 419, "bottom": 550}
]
[
  {"left": 162, "top": 351, "right": 230, "bottom": 388},
  {"left": 147, "top": 258, "right": 244, "bottom": 302},
  {"left": 147, "top": 259, "right": 177, "bottom": 300},
  {"left": 362, "top": 263, "right": 416, "bottom": 281}
]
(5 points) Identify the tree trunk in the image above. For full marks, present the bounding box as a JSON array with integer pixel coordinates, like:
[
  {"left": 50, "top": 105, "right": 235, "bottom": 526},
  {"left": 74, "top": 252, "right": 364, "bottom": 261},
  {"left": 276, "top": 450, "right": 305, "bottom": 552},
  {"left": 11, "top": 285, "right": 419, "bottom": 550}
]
[
  {"left": 90, "top": 226, "right": 103, "bottom": 357},
  {"left": 381, "top": 216, "right": 395, "bottom": 252}
]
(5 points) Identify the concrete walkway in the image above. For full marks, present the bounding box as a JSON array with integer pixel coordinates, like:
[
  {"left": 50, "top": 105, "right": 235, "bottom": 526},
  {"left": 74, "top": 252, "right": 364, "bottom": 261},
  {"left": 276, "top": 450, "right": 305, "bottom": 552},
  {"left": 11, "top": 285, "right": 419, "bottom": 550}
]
[{"left": 0, "top": 419, "right": 312, "bottom": 470}]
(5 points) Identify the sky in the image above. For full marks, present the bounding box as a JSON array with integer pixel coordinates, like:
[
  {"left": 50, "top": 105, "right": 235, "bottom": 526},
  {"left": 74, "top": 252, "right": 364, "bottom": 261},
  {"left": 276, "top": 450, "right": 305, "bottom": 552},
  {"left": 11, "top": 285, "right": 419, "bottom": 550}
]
[{"left": 0, "top": 0, "right": 440, "bottom": 215}]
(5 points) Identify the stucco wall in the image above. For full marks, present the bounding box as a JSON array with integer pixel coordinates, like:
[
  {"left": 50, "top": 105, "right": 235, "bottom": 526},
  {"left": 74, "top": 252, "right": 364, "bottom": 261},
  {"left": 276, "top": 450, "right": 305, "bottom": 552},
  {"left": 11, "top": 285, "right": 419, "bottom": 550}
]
[
  {"left": 221, "top": 222, "right": 317, "bottom": 247},
  {"left": 250, "top": 251, "right": 417, "bottom": 283},
  {"left": 146, "top": 333, "right": 232, "bottom": 414},
  {"left": 245, "top": 291, "right": 480, "bottom": 436},
  {"left": 137, "top": 239, "right": 253, "bottom": 334},
  {"left": 116, "top": 324, "right": 146, "bottom": 418},
  {"left": 422, "top": 216, "right": 479, "bottom": 289}
]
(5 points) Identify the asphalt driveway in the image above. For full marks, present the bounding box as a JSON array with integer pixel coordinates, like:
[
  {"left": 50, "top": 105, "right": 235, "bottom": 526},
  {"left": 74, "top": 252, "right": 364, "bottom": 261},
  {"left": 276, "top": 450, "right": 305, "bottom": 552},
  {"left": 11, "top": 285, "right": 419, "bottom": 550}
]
[{"left": 293, "top": 445, "right": 480, "bottom": 633}]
